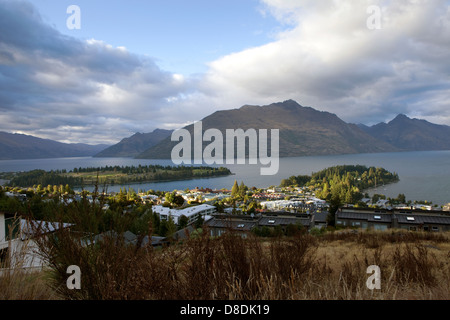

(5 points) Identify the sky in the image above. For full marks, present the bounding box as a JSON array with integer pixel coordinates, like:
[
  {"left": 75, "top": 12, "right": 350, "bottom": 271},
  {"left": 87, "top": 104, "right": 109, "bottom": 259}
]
[{"left": 1, "top": 0, "right": 450, "bottom": 145}]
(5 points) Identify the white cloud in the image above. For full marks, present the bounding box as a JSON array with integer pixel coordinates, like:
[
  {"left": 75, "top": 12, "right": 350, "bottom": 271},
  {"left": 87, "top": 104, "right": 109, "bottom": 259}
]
[
  {"left": 198, "top": 0, "right": 450, "bottom": 125},
  {"left": 1, "top": 0, "right": 450, "bottom": 146}
]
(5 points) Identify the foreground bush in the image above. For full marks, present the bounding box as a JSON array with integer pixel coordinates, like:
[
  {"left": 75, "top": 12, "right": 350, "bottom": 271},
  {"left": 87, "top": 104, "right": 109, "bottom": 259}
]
[{"left": 28, "top": 224, "right": 450, "bottom": 300}]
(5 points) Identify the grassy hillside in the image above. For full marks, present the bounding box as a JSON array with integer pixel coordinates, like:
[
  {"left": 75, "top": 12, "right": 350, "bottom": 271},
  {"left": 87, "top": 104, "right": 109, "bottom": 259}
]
[{"left": 2, "top": 229, "right": 449, "bottom": 300}]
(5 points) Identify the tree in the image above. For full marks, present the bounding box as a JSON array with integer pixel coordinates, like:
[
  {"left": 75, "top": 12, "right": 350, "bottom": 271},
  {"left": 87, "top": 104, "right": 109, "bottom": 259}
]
[
  {"left": 166, "top": 217, "right": 177, "bottom": 238},
  {"left": 345, "top": 189, "right": 354, "bottom": 204},
  {"left": 159, "top": 220, "right": 169, "bottom": 237},
  {"left": 231, "top": 180, "right": 239, "bottom": 197},
  {"left": 397, "top": 193, "right": 406, "bottom": 204},
  {"left": 194, "top": 214, "right": 204, "bottom": 229},
  {"left": 172, "top": 194, "right": 185, "bottom": 207},
  {"left": 327, "top": 194, "right": 342, "bottom": 227},
  {"left": 280, "top": 179, "right": 291, "bottom": 188},
  {"left": 239, "top": 181, "right": 248, "bottom": 197},
  {"left": 164, "top": 191, "right": 179, "bottom": 206},
  {"left": 320, "top": 182, "right": 330, "bottom": 200},
  {"left": 178, "top": 215, "right": 188, "bottom": 230},
  {"left": 151, "top": 212, "right": 161, "bottom": 234}
]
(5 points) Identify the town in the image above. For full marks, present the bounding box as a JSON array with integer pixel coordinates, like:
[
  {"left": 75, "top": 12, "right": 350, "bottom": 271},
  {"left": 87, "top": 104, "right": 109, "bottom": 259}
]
[
  {"left": 1, "top": 173, "right": 450, "bottom": 301},
  {"left": 1, "top": 164, "right": 450, "bottom": 271},
  {"left": 2, "top": 178, "right": 450, "bottom": 256}
]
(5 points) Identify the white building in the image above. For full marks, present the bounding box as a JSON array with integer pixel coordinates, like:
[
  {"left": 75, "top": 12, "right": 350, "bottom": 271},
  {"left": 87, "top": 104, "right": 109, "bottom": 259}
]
[
  {"left": 0, "top": 212, "right": 7, "bottom": 250},
  {"left": 260, "top": 200, "right": 301, "bottom": 210},
  {"left": 152, "top": 204, "right": 216, "bottom": 225},
  {"left": 1, "top": 213, "right": 71, "bottom": 270}
]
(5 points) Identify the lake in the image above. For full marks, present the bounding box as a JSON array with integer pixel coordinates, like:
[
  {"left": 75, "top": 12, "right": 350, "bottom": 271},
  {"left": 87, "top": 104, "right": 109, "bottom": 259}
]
[{"left": 1, "top": 150, "right": 449, "bottom": 206}]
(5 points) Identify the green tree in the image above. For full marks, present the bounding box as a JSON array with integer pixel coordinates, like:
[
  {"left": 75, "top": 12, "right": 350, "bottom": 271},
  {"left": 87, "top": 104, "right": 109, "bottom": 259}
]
[
  {"left": 231, "top": 180, "right": 239, "bottom": 197},
  {"left": 151, "top": 212, "right": 161, "bottom": 234},
  {"left": 165, "top": 191, "right": 175, "bottom": 205},
  {"left": 239, "top": 181, "right": 248, "bottom": 197},
  {"left": 327, "top": 194, "right": 342, "bottom": 227},
  {"left": 158, "top": 220, "right": 168, "bottom": 237},
  {"left": 194, "top": 214, "right": 204, "bottom": 229},
  {"left": 172, "top": 194, "right": 185, "bottom": 207},
  {"left": 280, "top": 179, "right": 291, "bottom": 188},
  {"left": 397, "top": 193, "right": 406, "bottom": 204},
  {"left": 178, "top": 215, "right": 189, "bottom": 230},
  {"left": 166, "top": 217, "right": 177, "bottom": 238}
]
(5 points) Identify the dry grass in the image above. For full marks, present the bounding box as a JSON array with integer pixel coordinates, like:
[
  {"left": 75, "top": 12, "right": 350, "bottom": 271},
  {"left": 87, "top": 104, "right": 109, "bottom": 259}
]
[
  {"left": 313, "top": 234, "right": 450, "bottom": 300},
  {"left": 0, "top": 240, "right": 59, "bottom": 300},
  {"left": 2, "top": 227, "right": 449, "bottom": 300},
  {"left": 0, "top": 268, "right": 58, "bottom": 300}
]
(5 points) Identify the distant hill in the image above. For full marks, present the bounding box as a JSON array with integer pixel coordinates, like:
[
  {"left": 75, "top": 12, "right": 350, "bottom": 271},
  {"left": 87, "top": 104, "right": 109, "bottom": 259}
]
[
  {"left": 360, "top": 114, "right": 450, "bottom": 151},
  {"left": 136, "top": 100, "right": 398, "bottom": 159},
  {"left": 0, "top": 132, "right": 109, "bottom": 160},
  {"left": 94, "top": 129, "right": 173, "bottom": 158}
]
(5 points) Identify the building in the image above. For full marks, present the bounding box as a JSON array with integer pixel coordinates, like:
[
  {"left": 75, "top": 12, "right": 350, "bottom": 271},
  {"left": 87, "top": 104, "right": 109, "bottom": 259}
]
[
  {"left": 152, "top": 204, "right": 216, "bottom": 225},
  {"left": 312, "top": 211, "right": 329, "bottom": 229},
  {"left": 258, "top": 214, "right": 310, "bottom": 231},
  {"left": 205, "top": 211, "right": 315, "bottom": 237},
  {"left": 92, "top": 230, "right": 168, "bottom": 247},
  {"left": 1, "top": 212, "right": 72, "bottom": 270},
  {"left": 336, "top": 207, "right": 450, "bottom": 232},
  {"left": 0, "top": 212, "right": 15, "bottom": 251},
  {"left": 205, "top": 214, "right": 258, "bottom": 238},
  {"left": 336, "top": 208, "right": 392, "bottom": 231}
]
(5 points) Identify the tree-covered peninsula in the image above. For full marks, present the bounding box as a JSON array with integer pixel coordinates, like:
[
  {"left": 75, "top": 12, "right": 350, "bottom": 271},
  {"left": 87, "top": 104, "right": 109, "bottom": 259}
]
[
  {"left": 280, "top": 165, "right": 399, "bottom": 204},
  {"left": 5, "top": 165, "right": 232, "bottom": 188}
]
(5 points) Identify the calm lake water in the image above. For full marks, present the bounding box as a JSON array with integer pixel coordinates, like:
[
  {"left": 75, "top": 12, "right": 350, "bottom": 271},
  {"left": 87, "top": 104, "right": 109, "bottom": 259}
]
[{"left": 1, "top": 150, "right": 449, "bottom": 206}]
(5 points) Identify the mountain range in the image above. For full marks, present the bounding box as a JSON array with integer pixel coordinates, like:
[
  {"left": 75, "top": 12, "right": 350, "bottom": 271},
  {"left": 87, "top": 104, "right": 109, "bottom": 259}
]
[
  {"left": 134, "top": 100, "right": 450, "bottom": 159},
  {"left": 358, "top": 114, "right": 450, "bottom": 151},
  {"left": 94, "top": 129, "right": 173, "bottom": 158},
  {"left": 0, "top": 132, "right": 109, "bottom": 160},
  {"left": 2, "top": 100, "right": 450, "bottom": 160},
  {"left": 136, "top": 100, "right": 398, "bottom": 159}
]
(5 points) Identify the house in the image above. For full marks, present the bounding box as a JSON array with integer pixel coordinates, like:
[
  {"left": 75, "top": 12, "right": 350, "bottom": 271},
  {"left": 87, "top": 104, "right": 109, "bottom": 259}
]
[
  {"left": 395, "top": 212, "right": 450, "bottom": 232},
  {"left": 224, "top": 207, "right": 243, "bottom": 214},
  {"left": 1, "top": 212, "right": 72, "bottom": 270},
  {"left": 306, "top": 197, "right": 327, "bottom": 208},
  {"left": 336, "top": 207, "right": 450, "bottom": 232},
  {"left": 204, "top": 214, "right": 258, "bottom": 238},
  {"left": 0, "top": 212, "right": 16, "bottom": 250},
  {"left": 93, "top": 230, "right": 168, "bottom": 247},
  {"left": 375, "top": 199, "right": 391, "bottom": 208},
  {"left": 139, "top": 194, "right": 158, "bottom": 204},
  {"left": 258, "top": 215, "right": 310, "bottom": 231},
  {"left": 312, "top": 211, "right": 329, "bottom": 229},
  {"left": 336, "top": 208, "right": 392, "bottom": 231},
  {"left": 172, "top": 225, "right": 198, "bottom": 241},
  {"left": 152, "top": 203, "right": 216, "bottom": 225},
  {"left": 205, "top": 211, "right": 314, "bottom": 238}
]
